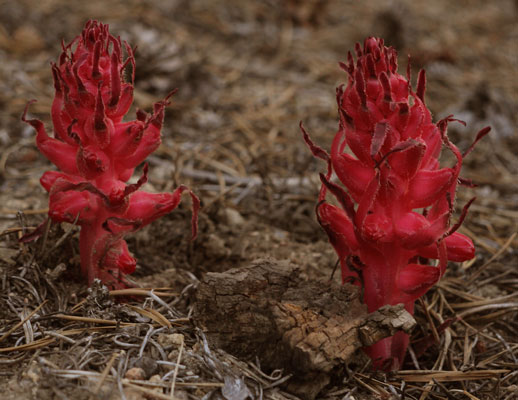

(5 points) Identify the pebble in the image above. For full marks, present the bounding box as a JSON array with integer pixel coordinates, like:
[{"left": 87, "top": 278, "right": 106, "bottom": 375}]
[
  {"left": 157, "top": 333, "right": 184, "bottom": 347},
  {"left": 224, "top": 208, "right": 245, "bottom": 226},
  {"left": 125, "top": 367, "right": 145, "bottom": 381}
]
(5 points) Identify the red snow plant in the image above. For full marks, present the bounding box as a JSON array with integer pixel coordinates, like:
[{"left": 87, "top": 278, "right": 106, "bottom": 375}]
[
  {"left": 23, "top": 20, "right": 199, "bottom": 289},
  {"left": 302, "top": 37, "right": 489, "bottom": 370}
]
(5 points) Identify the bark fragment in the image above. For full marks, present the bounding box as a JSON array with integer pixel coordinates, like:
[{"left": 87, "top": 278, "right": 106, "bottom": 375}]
[{"left": 194, "top": 259, "right": 415, "bottom": 399}]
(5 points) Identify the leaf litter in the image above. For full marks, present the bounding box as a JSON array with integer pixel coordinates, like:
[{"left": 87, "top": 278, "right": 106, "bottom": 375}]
[{"left": 0, "top": 0, "right": 517, "bottom": 399}]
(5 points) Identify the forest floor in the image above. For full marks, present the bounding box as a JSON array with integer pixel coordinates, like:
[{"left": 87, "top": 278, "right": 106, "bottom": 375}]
[{"left": 0, "top": 0, "right": 517, "bottom": 399}]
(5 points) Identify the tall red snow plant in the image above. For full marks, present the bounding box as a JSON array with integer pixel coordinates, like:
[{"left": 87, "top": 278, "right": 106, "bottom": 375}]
[
  {"left": 302, "top": 37, "right": 490, "bottom": 370},
  {"left": 22, "top": 20, "right": 199, "bottom": 289}
]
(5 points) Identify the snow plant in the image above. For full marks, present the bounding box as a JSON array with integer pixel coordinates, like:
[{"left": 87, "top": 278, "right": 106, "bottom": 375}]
[
  {"left": 302, "top": 37, "right": 489, "bottom": 370},
  {"left": 23, "top": 20, "right": 199, "bottom": 289}
]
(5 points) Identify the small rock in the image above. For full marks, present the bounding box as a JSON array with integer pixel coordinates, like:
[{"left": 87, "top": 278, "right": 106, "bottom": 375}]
[
  {"left": 125, "top": 367, "right": 146, "bottom": 381},
  {"left": 147, "top": 374, "right": 164, "bottom": 397},
  {"left": 222, "top": 376, "right": 253, "bottom": 400},
  {"left": 134, "top": 356, "right": 158, "bottom": 379},
  {"left": 224, "top": 208, "right": 245, "bottom": 227},
  {"left": 22, "top": 361, "right": 41, "bottom": 384},
  {"left": 157, "top": 333, "right": 184, "bottom": 347},
  {"left": 272, "top": 229, "right": 288, "bottom": 242},
  {"left": 204, "top": 234, "right": 230, "bottom": 258}
]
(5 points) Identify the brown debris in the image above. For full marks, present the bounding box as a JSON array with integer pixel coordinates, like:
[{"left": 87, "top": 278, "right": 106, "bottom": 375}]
[
  {"left": 194, "top": 258, "right": 415, "bottom": 399},
  {"left": 0, "top": 0, "right": 517, "bottom": 399}
]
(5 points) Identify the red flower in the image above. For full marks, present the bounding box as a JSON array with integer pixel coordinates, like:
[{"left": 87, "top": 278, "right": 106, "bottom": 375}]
[
  {"left": 23, "top": 20, "right": 199, "bottom": 289},
  {"left": 303, "top": 37, "right": 489, "bottom": 370}
]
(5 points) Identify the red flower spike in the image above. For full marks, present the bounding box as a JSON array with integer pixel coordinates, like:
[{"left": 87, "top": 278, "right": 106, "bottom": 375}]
[
  {"left": 303, "top": 37, "right": 490, "bottom": 370},
  {"left": 23, "top": 20, "right": 199, "bottom": 289}
]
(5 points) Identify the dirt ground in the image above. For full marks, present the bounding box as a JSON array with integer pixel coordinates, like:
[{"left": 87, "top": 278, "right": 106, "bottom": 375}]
[{"left": 0, "top": 0, "right": 517, "bottom": 399}]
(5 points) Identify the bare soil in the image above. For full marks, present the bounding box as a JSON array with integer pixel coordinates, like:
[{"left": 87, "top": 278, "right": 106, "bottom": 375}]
[{"left": 0, "top": 1, "right": 517, "bottom": 399}]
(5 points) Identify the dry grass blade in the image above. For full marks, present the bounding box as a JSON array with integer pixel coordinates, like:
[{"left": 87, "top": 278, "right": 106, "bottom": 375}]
[
  {"left": 0, "top": 337, "right": 55, "bottom": 353},
  {"left": 455, "top": 390, "right": 482, "bottom": 400},
  {"left": 0, "top": 300, "right": 47, "bottom": 343},
  {"left": 53, "top": 314, "right": 134, "bottom": 326},
  {"left": 418, "top": 298, "right": 440, "bottom": 344},
  {"left": 0, "top": 1, "right": 516, "bottom": 399},
  {"left": 0, "top": 326, "right": 125, "bottom": 353},
  {"left": 352, "top": 374, "right": 389, "bottom": 396},
  {"left": 476, "top": 344, "right": 518, "bottom": 368},
  {"left": 0, "top": 208, "right": 49, "bottom": 216},
  {"left": 466, "top": 232, "right": 517, "bottom": 281},
  {"left": 394, "top": 369, "right": 511, "bottom": 382},
  {"left": 123, "top": 381, "right": 197, "bottom": 400},
  {"left": 450, "top": 292, "right": 518, "bottom": 309},
  {"left": 170, "top": 335, "right": 184, "bottom": 399},
  {"left": 436, "top": 281, "right": 484, "bottom": 301},
  {"left": 90, "top": 352, "right": 119, "bottom": 398},
  {"left": 127, "top": 305, "right": 172, "bottom": 328},
  {"left": 70, "top": 299, "right": 87, "bottom": 313},
  {"left": 458, "top": 302, "right": 518, "bottom": 318},
  {"left": 109, "top": 288, "right": 178, "bottom": 297},
  {"left": 0, "top": 226, "right": 39, "bottom": 238},
  {"left": 128, "top": 381, "right": 224, "bottom": 389}
]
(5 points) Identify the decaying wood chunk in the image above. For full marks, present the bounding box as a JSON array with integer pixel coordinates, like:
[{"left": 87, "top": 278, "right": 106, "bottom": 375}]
[{"left": 194, "top": 258, "right": 415, "bottom": 399}]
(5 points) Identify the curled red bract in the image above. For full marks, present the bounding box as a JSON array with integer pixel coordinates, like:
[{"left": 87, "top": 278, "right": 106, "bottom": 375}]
[
  {"left": 303, "top": 37, "right": 489, "bottom": 370},
  {"left": 23, "top": 20, "right": 199, "bottom": 289}
]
